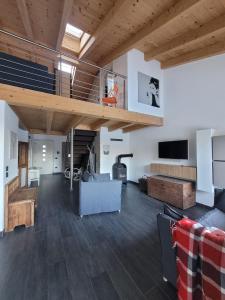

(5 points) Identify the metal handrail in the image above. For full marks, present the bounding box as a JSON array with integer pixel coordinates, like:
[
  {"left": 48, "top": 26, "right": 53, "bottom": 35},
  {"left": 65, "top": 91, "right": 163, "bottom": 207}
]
[
  {"left": 0, "top": 58, "right": 100, "bottom": 94},
  {"left": 0, "top": 29, "right": 127, "bottom": 107},
  {"left": 74, "top": 79, "right": 99, "bottom": 88},
  {"left": 73, "top": 83, "right": 99, "bottom": 93},
  {"left": 0, "top": 70, "right": 54, "bottom": 86},
  {"left": 0, "top": 77, "right": 55, "bottom": 93},
  {"left": 0, "top": 29, "right": 127, "bottom": 79}
]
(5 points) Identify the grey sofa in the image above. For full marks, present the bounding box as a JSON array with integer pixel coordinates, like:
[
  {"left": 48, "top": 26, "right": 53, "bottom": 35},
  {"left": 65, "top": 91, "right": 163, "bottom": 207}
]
[
  {"left": 79, "top": 173, "right": 122, "bottom": 217},
  {"left": 157, "top": 190, "right": 225, "bottom": 288}
]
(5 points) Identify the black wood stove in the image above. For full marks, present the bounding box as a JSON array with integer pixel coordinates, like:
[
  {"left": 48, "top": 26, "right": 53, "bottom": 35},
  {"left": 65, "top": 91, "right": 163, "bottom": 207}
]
[{"left": 112, "top": 154, "right": 133, "bottom": 183}]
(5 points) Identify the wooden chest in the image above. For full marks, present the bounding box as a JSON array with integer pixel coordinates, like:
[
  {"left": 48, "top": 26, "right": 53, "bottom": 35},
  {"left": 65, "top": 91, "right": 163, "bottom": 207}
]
[
  {"left": 8, "top": 200, "right": 35, "bottom": 232},
  {"left": 5, "top": 176, "right": 37, "bottom": 232},
  {"left": 148, "top": 176, "right": 196, "bottom": 209}
]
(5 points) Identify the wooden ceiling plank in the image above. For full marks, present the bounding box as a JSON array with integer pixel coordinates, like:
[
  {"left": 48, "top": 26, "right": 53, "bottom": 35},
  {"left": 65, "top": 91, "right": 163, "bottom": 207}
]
[
  {"left": 0, "top": 84, "right": 163, "bottom": 127},
  {"left": 161, "top": 40, "right": 225, "bottom": 69},
  {"left": 145, "top": 14, "right": 225, "bottom": 60},
  {"left": 108, "top": 121, "right": 132, "bottom": 132},
  {"left": 79, "top": 0, "right": 129, "bottom": 59},
  {"left": 64, "top": 115, "right": 86, "bottom": 134},
  {"left": 123, "top": 124, "right": 148, "bottom": 133},
  {"left": 100, "top": 0, "right": 203, "bottom": 66},
  {"left": 56, "top": 0, "right": 74, "bottom": 50},
  {"left": 0, "top": 32, "right": 57, "bottom": 60},
  {"left": 30, "top": 129, "right": 64, "bottom": 135},
  {"left": 90, "top": 119, "right": 109, "bottom": 131},
  {"left": 16, "top": 0, "right": 33, "bottom": 40},
  {"left": 46, "top": 111, "right": 54, "bottom": 134}
]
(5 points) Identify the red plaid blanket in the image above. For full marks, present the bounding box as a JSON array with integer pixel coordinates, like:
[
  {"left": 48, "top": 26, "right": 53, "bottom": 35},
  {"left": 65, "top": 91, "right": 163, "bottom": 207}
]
[{"left": 172, "top": 218, "right": 225, "bottom": 300}]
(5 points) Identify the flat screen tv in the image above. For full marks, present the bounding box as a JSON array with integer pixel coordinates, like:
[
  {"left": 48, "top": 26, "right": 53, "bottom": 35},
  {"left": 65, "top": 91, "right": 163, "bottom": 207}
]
[{"left": 158, "top": 140, "right": 188, "bottom": 159}]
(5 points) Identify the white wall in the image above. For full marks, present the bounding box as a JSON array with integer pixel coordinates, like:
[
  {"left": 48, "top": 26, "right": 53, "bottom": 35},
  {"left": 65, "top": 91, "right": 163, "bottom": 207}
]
[
  {"left": 18, "top": 128, "right": 29, "bottom": 142},
  {"left": 4, "top": 104, "right": 19, "bottom": 184},
  {"left": 0, "top": 101, "right": 19, "bottom": 232},
  {"left": 127, "top": 49, "right": 164, "bottom": 117},
  {"left": 0, "top": 102, "right": 5, "bottom": 233},
  {"left": 129, "top": 53, "right": 225, "bottom": 205},
  {"left": 99, "top": 127, "right": 131, "bottom": 179}
]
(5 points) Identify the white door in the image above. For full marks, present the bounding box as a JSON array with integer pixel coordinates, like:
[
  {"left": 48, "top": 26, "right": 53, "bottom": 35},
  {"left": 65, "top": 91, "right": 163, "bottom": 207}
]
[{"left": 32, "top": 140, "right": 54, "bottom": 175}]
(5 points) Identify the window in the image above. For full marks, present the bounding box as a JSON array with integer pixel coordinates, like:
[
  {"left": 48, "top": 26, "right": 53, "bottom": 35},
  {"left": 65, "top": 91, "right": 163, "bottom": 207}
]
[
  {"left": 58, "top": 62, "right": 73, "bottom": 74},
  {"left": 66, "top": 24, "right": 83, "bottom": 38}
]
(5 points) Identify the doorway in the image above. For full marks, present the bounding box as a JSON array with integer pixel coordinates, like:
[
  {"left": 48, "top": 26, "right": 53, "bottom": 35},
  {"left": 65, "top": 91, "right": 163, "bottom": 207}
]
[
  {"left": 32, "top": 140, "right": 54, "bottom": 175},
  {"left": 18, "top": 142, "right": 29, "bottom": 187}
]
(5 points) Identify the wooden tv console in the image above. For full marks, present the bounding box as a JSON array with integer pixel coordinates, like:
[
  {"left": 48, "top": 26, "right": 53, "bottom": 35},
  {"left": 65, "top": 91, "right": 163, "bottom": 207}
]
[
  {"left": 150, "top": 163, "right": 197, "bottom": 181},
  {"left": 147, "top": 175, "right": 196, "bottom": 209}
]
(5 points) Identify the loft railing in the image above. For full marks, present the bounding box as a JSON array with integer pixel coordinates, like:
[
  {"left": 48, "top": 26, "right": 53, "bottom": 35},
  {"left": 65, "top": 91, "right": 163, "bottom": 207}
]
[{"left": 0, "top": 29, "right": 127, "bottom": 109}]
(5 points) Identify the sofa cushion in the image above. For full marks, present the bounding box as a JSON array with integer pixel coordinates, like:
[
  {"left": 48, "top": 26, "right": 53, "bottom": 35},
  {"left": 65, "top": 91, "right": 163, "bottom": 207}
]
[
  {"left": 198, "top": 208, "right": 225, "bottom": 231},
  {"left": 93, "top": 173, "right": 110, "bottom": 182},
  {"left": 214, "top": 189, "right": 225, "bottom": 213}
]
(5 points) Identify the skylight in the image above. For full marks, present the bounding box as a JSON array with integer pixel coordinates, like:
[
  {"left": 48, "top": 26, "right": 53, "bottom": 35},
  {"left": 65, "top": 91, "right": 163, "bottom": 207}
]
[
  {"left": 66, "top": 24, "right": 83, "bottom": 39},
  {"left": 58, "top": 62, "right": 73, "bottom": 74}
]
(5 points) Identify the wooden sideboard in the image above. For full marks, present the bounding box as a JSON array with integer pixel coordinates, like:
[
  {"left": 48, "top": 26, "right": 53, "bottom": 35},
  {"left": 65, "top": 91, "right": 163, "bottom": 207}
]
[
  {"left": 150, "top": 163, "right": 197, "bottom": 181},
  {"left": 148, "top": 175, "right": 196, "bottom": 209}
]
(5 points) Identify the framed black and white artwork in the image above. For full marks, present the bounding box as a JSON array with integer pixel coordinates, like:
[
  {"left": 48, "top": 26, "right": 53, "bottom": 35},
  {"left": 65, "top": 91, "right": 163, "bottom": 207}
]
[{"left": 138, "top": 72, "right": 160, "bottom": 108}]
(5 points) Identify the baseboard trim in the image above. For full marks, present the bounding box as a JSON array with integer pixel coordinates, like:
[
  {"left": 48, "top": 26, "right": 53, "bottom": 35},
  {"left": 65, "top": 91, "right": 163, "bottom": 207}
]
[
  {"left": 127, "top": 180, "right": 138, "bottom": 185},
  {"left": 196, "top": 202, "right": 213, "bottom": 209}
]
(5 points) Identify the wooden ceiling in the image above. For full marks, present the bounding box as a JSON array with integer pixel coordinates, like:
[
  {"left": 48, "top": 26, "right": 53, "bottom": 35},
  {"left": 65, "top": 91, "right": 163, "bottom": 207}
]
[{"left": 1, "top": 0, "right": 225, "bottom": 68}]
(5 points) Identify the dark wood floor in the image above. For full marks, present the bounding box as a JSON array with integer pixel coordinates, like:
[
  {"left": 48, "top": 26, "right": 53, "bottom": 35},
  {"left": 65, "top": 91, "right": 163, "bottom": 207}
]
[{"left": 0, "top": 175, "right": 209, "bottom": 300}]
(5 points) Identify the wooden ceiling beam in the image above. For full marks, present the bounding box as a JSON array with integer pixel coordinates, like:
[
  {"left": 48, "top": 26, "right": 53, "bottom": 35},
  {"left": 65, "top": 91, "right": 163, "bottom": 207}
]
[
  {"left": 64, "top": 116, "right": 86, "bottom": 134},
  {"left": 80, "top": 33, "right": 91, "bottom": 53},
  {"left": 145, "top": 14, "right": 225, "bottom": 60},
  {"left": 99, "top": 0, "right": 202, "bottom": 66},
  {"left": 56, "top": 0, "right": 73, "bottom": 50},
  {"left": 123, "top": 124, "right": 148, "bottom": 133},
  {"left": 46, "top": 111, "right": 54, "bottom": 134},
  {"left": 90, "top": 119, "right": 109, "bottom": 131},
  {"left": 16, "top": 0, "right": 33, "bottom": 40},
  {"left": 108, "top": 121, "right": 132, "bottom": 132},
  {"left": 161, "top": 40, "right": 225, "bottom": 69},
  {"left": 79, "top": 0, "right": 129, "bottom": 59}
]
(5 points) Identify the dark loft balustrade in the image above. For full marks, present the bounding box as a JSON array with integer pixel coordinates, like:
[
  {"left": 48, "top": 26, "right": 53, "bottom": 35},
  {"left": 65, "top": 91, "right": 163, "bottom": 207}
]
[{"left": 0, "top": 52, "right": 55, "bottom": 94}]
